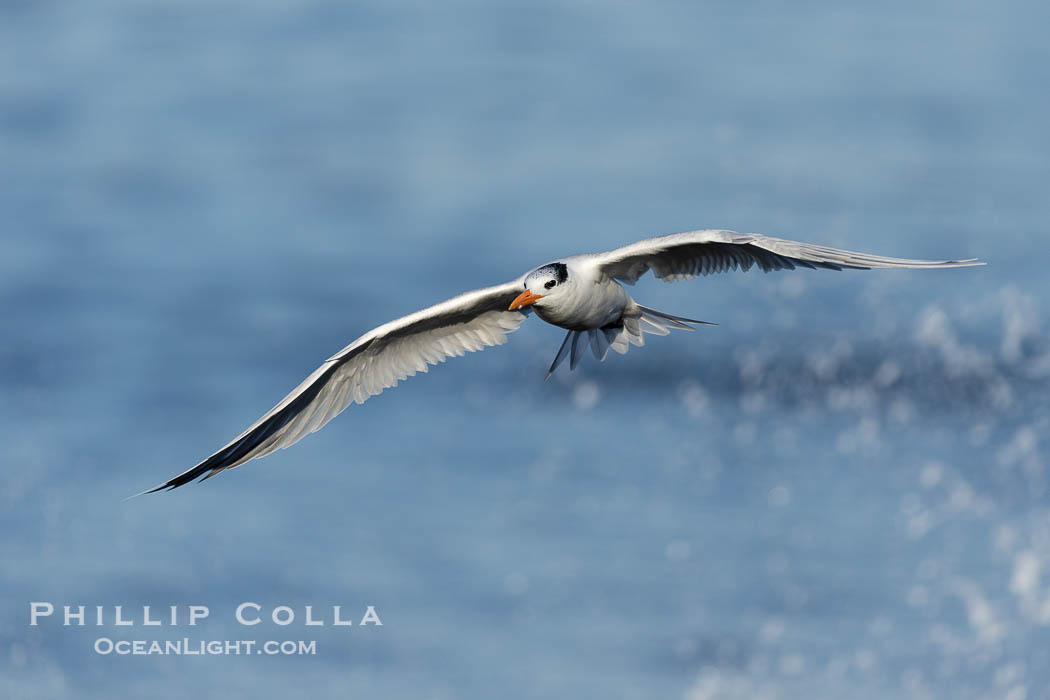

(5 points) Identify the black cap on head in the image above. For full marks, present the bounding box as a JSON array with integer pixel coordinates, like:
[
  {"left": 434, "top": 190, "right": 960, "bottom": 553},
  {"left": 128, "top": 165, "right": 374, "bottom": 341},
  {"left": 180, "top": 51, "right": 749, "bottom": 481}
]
[{"left": 535, "top": 262, "right": 568, "bottom": 284}]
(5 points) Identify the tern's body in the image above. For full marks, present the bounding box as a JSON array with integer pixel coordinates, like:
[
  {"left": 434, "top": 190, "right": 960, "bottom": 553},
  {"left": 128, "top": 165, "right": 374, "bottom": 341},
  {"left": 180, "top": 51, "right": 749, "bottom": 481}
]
[
  {"left": 139, "top": 229, "right": 982, "bottom": 495},
  {"left": 530, "top": 257, "right": 629, "bottom": 330}
]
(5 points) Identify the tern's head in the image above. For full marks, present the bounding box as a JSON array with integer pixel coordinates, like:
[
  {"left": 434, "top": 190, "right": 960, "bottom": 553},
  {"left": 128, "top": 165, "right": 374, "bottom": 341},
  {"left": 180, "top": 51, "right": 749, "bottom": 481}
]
[{"left": 509, "top": 262, "right": 570, "bottom": 310}]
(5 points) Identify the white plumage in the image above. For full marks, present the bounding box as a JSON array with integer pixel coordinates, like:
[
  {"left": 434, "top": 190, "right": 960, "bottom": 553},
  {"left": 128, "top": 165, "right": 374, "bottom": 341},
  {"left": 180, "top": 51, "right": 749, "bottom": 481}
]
[{"left": 139, "top": 229, "right": 981, "bottom": 493}]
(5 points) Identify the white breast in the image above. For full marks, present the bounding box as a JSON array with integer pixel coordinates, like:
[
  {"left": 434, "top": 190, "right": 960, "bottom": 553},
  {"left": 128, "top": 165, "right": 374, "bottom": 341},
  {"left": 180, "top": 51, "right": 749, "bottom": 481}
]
[{"left": 535, "top": 263, "right": 629, "bottom": 330}]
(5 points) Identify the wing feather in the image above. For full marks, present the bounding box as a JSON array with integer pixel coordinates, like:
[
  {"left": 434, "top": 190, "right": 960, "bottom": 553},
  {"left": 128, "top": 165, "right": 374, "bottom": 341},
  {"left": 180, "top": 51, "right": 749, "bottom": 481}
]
[
  {"left": 594, "top": 229, "right": 982, "bottom": 284},
  {"left": 141, "top": 279, "right": 529, "bottom": 492}
]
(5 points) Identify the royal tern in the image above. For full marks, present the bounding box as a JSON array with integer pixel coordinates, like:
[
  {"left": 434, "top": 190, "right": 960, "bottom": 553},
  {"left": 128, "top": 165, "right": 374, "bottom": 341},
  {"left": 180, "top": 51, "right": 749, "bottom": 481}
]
[{"left": 140, "top": 229, "right": 981, "bottom": 494}]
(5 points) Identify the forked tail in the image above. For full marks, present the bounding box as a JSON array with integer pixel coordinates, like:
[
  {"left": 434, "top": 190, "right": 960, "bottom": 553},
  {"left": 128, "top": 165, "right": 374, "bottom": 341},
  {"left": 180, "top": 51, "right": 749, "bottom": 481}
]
[{"left": 545, "top": 303, "right": 715, "bottom": 379}]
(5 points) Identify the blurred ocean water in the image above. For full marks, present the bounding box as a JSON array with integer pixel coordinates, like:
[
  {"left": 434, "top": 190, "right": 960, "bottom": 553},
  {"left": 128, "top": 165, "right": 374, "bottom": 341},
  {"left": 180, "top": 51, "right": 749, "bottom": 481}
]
[{"left": 2, "top": 1, "right": 1049, "bottom": 698}]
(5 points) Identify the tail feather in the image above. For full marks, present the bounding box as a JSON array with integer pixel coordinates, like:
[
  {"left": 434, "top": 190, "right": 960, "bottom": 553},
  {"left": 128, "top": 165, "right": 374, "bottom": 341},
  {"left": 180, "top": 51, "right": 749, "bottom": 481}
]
[
  {"left": 623, "top": 316, "right": 645, "bottom": 346},
  {"left": 569, "top": 330, "right": 586, "bottom": 370},
  {"left": 590, "top": 328, "right": 610, "bottom": 360},
  {"left": 639, "top": 315, "right": 671, "bottom": 335},
  {"left": 545, "top": 330, "right": 574, "bottom": 380},
  {"left": 603, "top": 326, "right": 628, "bottom": 355},
  {"left": 634, "top": 304, "right": 717, "bottom": 327},
  {"left": 543, "top": 303, "right": 716, "bottom": 377}
]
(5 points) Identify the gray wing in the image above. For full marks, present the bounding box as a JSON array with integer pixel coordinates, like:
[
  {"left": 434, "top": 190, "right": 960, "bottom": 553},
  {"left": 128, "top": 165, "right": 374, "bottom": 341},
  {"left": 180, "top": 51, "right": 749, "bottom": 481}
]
[
  {"left": 140, "top": 279, "right": 529, "bottom": 493},
  {"left": 593, "top": 229, "right": 983, "bottom": 284}
]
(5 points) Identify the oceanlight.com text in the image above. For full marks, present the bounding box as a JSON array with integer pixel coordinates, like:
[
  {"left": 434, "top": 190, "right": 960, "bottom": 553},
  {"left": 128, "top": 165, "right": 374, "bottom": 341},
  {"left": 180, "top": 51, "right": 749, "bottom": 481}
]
[{"left": 94, "top": 638, "right": 317, "bottom": 656}]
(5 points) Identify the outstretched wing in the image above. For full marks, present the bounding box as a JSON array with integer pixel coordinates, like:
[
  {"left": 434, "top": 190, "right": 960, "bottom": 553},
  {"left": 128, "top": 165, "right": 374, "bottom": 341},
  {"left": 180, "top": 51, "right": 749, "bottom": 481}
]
[
  {"left": 593, "top": 229, "right": 983, "bottom": 284},
  {"left": 140, "top": 279, "right": 529, "bottom": 493}
]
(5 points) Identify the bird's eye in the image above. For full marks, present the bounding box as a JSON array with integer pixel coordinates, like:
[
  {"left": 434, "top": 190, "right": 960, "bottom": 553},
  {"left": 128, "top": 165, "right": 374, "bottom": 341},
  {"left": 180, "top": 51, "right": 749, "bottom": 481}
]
[{"left": 544, "top": 280, "right": 556, "bottom": 290}]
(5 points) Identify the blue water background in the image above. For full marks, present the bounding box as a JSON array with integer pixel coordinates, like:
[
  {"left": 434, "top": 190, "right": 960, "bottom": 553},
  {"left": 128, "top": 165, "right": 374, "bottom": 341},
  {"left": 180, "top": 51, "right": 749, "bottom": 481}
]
[{"left": 2, "top": 1, "right": 1049, "bottom": 698}]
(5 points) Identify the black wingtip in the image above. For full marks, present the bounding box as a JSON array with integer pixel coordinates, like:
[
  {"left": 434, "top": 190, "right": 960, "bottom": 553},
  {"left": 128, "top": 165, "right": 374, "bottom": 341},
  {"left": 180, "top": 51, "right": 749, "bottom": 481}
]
[
  {"left": 124, "top": 464, "right": 222, "bottom": 500},
  {"left": 123, "top": 478, "right": 173, "bottom": 501}
]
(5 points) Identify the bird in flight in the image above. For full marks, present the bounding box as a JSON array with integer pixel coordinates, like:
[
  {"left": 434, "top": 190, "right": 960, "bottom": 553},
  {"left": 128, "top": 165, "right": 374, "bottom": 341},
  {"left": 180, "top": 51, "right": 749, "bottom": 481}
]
[{"left": 138, "top": 229, "right": 981, "bottom": 494}]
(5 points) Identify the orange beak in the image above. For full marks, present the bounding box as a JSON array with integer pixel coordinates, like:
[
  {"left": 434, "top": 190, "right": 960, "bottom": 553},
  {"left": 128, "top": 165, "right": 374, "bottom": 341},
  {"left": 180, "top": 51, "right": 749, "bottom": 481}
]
[{"left": 509, "top": 290, "right": 545, "bottom": 310}]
